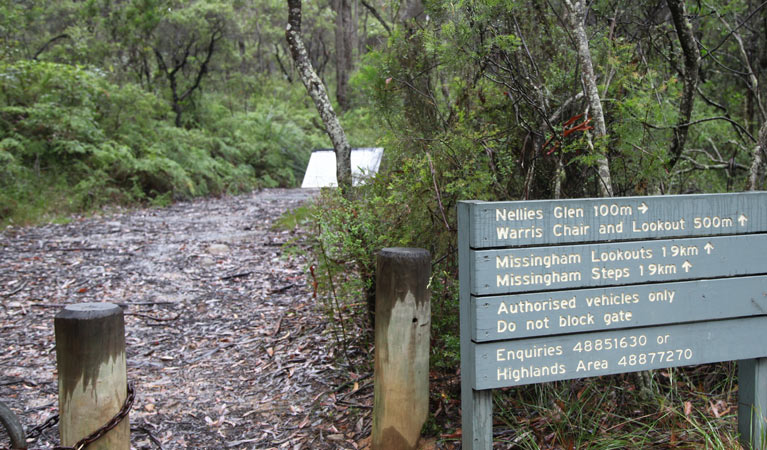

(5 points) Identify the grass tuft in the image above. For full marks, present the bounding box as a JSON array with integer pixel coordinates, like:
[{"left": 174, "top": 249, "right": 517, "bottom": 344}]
[{"left": 485, "top": 364, "right": 742, "bottom": 449}]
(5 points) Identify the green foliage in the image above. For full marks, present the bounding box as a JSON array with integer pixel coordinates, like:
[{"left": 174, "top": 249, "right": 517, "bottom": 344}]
[
  {"left": 307, "top": 1, "right": 767, "bottom": 444},
  {"left": 0, "top": 60, "right": 323, "bottom": 225},
  {"left": 4, "top": 0, "right": 767, "bottom": 444},
  {"left": 272, "top": 204, "right": 313, "bottom": 231}
]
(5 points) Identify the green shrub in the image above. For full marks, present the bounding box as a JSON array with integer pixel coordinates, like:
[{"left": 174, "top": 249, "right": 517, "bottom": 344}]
[{"left": 0, "top": 61, "right": 328, "bottom": 224}]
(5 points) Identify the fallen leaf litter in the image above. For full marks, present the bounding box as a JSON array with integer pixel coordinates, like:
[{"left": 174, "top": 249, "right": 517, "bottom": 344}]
[{"left": 0, "top": 188, "right": 380, "bottom": 449}]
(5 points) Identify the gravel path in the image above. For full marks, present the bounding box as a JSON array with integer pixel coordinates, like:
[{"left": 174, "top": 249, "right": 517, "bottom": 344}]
[{"left": 1, "top": 188, "right": 373, "bottom": 449}]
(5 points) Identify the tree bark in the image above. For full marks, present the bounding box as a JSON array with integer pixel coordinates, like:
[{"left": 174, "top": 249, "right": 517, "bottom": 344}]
[
  {"left": 286, "top": 0, "right": 352, "bottom": 192},
  {"left": 563, "top": 0, "right": 613, "bottom": 197},
  {"left": 666, "top": 0, "right": 701, "bottom": 170},
  {"left": 334, "top": 0, "right": 357, "bottom": 111},
  {"left": 748, "top": 121, "right": 767, "bottom": 190}
]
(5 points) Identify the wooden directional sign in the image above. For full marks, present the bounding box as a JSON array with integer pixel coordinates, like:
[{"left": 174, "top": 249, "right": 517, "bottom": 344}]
[
  {"left": 457, "top": 192, "right": 767, "bottom": 449},
  {"left": 466, "top": 191, "right": 767, "bottom": 248}
]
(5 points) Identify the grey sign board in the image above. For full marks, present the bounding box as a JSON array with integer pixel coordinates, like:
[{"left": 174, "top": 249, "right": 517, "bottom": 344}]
[
  {"left": 465, "top": 191, "right": 767, "bottom": 248},
  {"left": 473, "top": 276, "right": 767, "bottom": 342},
  {"left": 471, "top": 315, "right": 767, "bottom": 390},
  {"left": 471, "top": 234, "right": 767, "bottom": 295},
  {"left": 457, "top": 193, "right": 767, "bottom": 449}
]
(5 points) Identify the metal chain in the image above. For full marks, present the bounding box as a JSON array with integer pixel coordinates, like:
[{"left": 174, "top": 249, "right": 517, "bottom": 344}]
[
  {"left": 2, "top": 383, "right": 134, "bottom": 450},
  {"left": 65, "top": 382, "right": 135, "bottom": 450},
  {"left": 24, "top": 415, "right": 60, "bottom": 446}
]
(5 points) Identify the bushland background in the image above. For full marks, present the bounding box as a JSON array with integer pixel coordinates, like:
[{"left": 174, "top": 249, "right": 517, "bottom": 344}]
[{"left": 3, "top": 0, "right": 767, "bottom": 447}]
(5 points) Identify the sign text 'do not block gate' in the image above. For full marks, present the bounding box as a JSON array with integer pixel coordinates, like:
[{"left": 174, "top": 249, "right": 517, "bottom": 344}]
[{"left": 458, "top": 192, "right": 767, "bottom": 449}]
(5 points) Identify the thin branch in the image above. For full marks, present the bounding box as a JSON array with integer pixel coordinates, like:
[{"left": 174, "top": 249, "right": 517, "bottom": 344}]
[
  {"left": 639, "top": 115, "right": 755, "bottom": 142},
  {"left": 359, "top": 0, "right": 391, "bottom": 35},
  {"left": 32, "top": 34, "right": 70, "bottom": 60},
  {"left": 695, "top": 86, "right": 750, "bottom": 143},
  {"left": 273, "top": 44, "right": 293, "bottom": 82},
  {"left": 666, "top": 0, "right": 701, "bottom": 170},
  {"left": 426, "top": 153, "right": 451, "bottom": 231},
  {"left": 701, "top": 0, "right": 767, "bottom": 60},
  {"left": 178, "top": 28, "right": 223, "bottom": 102},
  {"left": 1, "top": 281, "right": 27, "bottom": 298}
]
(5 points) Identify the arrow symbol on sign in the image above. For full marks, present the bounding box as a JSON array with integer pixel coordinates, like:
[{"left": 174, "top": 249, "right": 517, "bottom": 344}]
[
  {"left": 638, "top": 202, "right": 648, "bottom": 214},
  {"left": 704, "top": 242, "right": 714, "bottom": 254},
  {"left": 738, "top": 214, "right": 748, "bottom": 226},
  {"left": 682, "top": 261, "right": 692, "bottom": 272}
]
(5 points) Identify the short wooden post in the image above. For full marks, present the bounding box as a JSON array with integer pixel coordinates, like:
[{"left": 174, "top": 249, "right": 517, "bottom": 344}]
[
  {"left": 55, "top": 303, "right": 129, "bottom": 450},
  {"left": 372, "top": 248, "right": 431, "bottom": 450},
  {"left": 739, "top": 358, "right": 767, "bottom": 449}
]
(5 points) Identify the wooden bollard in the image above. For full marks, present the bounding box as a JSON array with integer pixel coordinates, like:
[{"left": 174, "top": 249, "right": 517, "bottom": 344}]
[
  {"left": 372, "top": 248, "right": 430, "bottom": 450},
  {"left": 54, "top": 303, "right": 129, "bottom": 450}
]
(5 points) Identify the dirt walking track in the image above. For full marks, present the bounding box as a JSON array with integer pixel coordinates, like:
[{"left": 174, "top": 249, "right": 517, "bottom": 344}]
[{"left": 1, "top": 189, "right": 376, "bottom": 449}]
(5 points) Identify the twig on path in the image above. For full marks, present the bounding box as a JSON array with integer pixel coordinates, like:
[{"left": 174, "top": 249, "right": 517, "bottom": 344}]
[
  {"left": 220, "top": 271, "right": 254, "bottom": 280},
  {"left": 187, "top": 347, "right": 225, "bottom": 364},
  {"left": 271, "top": 317, "right": 283, "bottom": 336},
  {"left": 0, "top": 377, "right": 35, "bottom": 387},
  {"left": 226, "top": 438, "right": 261, "bottom": 447},
  {"left": 124, "top": 312, "right": 180, "bottom": 322},
  {"left": 187, "top": 337, "right": 261, "bottom": 364},
  {"left": 2, "top": 281, "right": 28, "bottom": 298},
  {"left": 132, "top": 425, "right": 164, "bottom": 449},
  {"left": 32, "top": 301, "right": 175, "bottom": 310},
  {"left": 121, "top": 301, "right": 176, "bottom": 306},
  {"left": 44, "top": 247, "right": 135, "bottom": 256},
  {"left": 268, "top": 284, "right": 295, "bottom": 295}
]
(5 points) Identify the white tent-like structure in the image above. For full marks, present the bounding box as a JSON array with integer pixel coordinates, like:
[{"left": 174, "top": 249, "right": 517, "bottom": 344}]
[{"left": 301, "top": 147, "right": 384, "bottom": 188}]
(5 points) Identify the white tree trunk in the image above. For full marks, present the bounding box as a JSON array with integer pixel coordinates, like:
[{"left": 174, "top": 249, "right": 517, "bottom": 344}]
[
  {"left": 286, "top": 0, "right": 352, "bottom": 191},
  {"left": 563, "top": 0, "right": 613, "bottom": 197}
]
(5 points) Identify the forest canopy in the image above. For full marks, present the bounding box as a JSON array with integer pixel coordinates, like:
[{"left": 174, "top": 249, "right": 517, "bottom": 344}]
[{"left": 3, "top": 0, "right": 765, "bottom": 223}]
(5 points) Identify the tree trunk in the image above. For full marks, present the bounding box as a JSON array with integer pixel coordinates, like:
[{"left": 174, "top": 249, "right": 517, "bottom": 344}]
[
  {"left": 563, "top": 0, "right": 613, "bottom": 197},
  {"left": 748, "top": 121, "right": 767, "bottom": 190},
  {"left": 666, "top": 0, "right": 701, "bottom": 170},
  {"left": 286, "top": 0, "right": 352, "bottom": 192},
  {"left": 334, "top": 0, "right": 356, "bottom": 111}
]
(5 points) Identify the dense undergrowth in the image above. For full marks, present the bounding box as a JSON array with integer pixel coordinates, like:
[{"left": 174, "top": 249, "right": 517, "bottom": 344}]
[
  {"left": 294, "top": 1, "right": 762, "bottom": 446},
  {"left": 0, "top": 59, "right": 332, "bottom": 226},
  {"left": 299, "top": 179, "right": 744, "bottom": 449}
]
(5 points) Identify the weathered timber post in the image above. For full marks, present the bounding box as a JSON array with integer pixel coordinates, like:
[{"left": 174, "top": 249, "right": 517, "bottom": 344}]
[
  {"left": 55, "top": 303, "right": 129, "bottom": 450},
  {"left": 372, "top": 248, "right": 431, "bottom": 450},
  {"left": 739, "top": 358, "right": 767, "bottom": 450}
]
